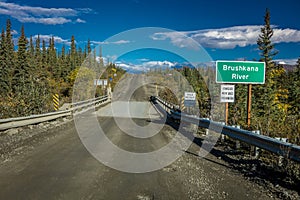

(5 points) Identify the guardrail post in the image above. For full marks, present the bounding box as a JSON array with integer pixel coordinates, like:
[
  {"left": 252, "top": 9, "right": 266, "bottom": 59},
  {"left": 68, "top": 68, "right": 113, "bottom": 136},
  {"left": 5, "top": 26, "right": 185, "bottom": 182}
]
[
  {"left": 107, "top": 85, "right": 112, "bottom": 100},
  {"left": 204, "top": 118, "right": 210, "bottom": 135},
  {"left": 278, "top": 155, "right": 284, "bottom": 167},
  {"left": 250, "top": 130, "right": 261, "bottom": 159},
  {"left": 232, "top": 125, "right": 241, "bottom": 149},
  {"left": 275, "top": 137, "right": 288, "bottom": 167},
  {"left": 220, "top": 122, "right": 225, "bottom": 142}
]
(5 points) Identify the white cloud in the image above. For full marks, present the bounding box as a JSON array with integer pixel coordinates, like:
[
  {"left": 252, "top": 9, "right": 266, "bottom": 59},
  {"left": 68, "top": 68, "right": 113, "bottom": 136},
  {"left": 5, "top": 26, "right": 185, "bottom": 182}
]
[
  {"left": 32, "top": 34, "right": 70, "bottom": 45},
  {"left": 138, "top": 58, "right": 150, "bottom": 62},
  {"left": 116, "top": 62, "right": 149, "bottom": 73},
  {"left": 0, "top": 2, "right": 77, "bottom": 17},
  {"left": 90, "top": 40, "right": 131, "bottom": 45},
  {"left": 152, "top": 25, "right": 300, "bottom": 49},
  {"left": 96, "top": 56, "right": 106, "bottom": 63},
  {"left": 20, "top": 17, "right": 71, "bottom": 25},
  {"left": 0, "top": 2, "right": 92, "bottom": 25},
  {"left": 112, "top": 40, "right": 130, "bottom": 44},
  {"left": 272, "top": 28, "right": 300, "bottom": 43},
  {"left": 142, "top": 60, "right": 175, "bottom": 68},
  {"left": 76, "top": 8, "right": 93, "bottom": 14},
  {"left": 95, "top": 56, "right": 115, "bottom": 65},
  {"left": 11, "top": 29, "right": 18, "bottom": 35},
  {"left": 75, "top": 18, "right": 86, "bottom": 23},
  {"left": 151, "top": 31, "right": 200, "bottom": 50},
  {"left": 115, "top": 60, "right": 177, "bottom": 73}
]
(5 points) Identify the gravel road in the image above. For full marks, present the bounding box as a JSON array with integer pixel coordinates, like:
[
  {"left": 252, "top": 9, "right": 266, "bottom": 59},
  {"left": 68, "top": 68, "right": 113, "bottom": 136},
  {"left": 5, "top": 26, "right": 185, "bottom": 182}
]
[{"left": 0, "top": 74, "right": 283, "bottom": 199}]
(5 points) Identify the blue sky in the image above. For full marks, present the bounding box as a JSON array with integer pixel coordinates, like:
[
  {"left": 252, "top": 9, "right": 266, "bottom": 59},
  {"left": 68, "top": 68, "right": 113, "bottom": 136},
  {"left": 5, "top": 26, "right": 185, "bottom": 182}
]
[{"left": 0, "top": 0, "right": 299, "bottom": 70}]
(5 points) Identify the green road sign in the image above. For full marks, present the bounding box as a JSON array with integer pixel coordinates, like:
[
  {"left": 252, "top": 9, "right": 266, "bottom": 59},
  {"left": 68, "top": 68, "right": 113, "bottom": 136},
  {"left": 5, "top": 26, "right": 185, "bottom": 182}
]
[{"left": 216, "top": 61, "right": 265, "bottom": 84}]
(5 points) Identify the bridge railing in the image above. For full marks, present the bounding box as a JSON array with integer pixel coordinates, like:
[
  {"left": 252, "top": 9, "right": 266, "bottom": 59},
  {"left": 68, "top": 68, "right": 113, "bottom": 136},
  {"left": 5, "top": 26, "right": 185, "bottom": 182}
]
[
  {"left": 151, "top": 96, "right": 300, "bottom": 163},
  {"left": 0, "top": 95, "right": 110, "bottom": 131}
]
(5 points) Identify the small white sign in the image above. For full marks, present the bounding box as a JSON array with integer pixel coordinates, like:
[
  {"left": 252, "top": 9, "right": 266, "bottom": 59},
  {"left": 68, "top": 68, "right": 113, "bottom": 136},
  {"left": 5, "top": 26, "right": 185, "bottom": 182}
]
[
  {"left": 220, "top": 85, "right": 235, "bottom": 103},
  {"left": 184, "top": 92, "right": 196, "bottom": 101},
  {"left": 103, "top": 80, "right": 108, "bottom": 86},
  {"left": 97, "top": 79, "right": 103, "bottom": 86},
  {"left": 94, "top": 79, "right": 108, "bottom": 86}
]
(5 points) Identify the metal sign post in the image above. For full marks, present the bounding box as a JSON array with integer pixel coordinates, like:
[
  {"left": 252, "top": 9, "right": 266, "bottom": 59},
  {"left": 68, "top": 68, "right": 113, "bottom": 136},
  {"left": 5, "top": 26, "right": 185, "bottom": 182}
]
[
  {"left": 247, "top": 84, "right": 252, "bottom": 128},
  {"left": 225, "top": 102, "right": 228, "bottom": 125}
]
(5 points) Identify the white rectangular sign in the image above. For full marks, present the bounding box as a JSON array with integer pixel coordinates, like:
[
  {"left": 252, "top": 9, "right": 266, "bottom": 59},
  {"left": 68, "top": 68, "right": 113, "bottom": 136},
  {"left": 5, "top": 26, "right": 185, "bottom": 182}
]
[
  {"left": 97, "top": 79, "right": 103, "bottom": 86},
  {"left": 220, "top": 85, "right": 235, "bottom": 103},
  {"left": 103, "top": 80, "right": 108, "bottom": 86},
  {"left": 94, "top": 79, "right": 108, "bottom": 86},
  {"left": 184, "top": 92, "right": 196, "bottom": 101},
  {"left": 94, "top": 79, "right": 97, "bottom": 86}
]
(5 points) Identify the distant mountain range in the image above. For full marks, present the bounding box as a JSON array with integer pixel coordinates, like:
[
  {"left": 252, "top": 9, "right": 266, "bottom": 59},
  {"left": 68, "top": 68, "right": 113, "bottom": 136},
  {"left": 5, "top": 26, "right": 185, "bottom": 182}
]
[
  {"left": 118, "top": 60, "right": 298, "bottom": 74},
  {"left": 282, "top": 64, "right": 298, "bottom": 72}
]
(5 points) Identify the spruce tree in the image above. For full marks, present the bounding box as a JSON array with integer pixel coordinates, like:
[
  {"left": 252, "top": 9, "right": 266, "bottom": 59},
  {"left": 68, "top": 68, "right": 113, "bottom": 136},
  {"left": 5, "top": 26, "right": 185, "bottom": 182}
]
[
  {"left": 5, "top": 19, "right": 15, "bottom": 70},
  {"left": 13, "top": 25, "right": 31, "bottom": 115},
  {"left": 35, "top": 35, "right": 42, "bottom": 70},
  {"left": 70, "top": 35, "right": 76, "bottom": 70},
  {"left": 257, "top": 9, "right": 278, "bottom": 71},
  {"left": 41, "top": 39, "right": 47, "bottom": 68},
  {"left": 253, "top": 8, "right": 276, "bottom": 134},
  {"left": 59, "top": 45, "right": 67, "bottom": 79},
  {"left": 289, "top": 58, "right": 300, "bottom": 115},
  {"left": 254, "top": 8, "right": 288, "bottom": 136},
  {"left": 48, "top": 36, "right": 59, "bottom": 79},
  {"left": 87, "top": 39, "right": 91, "bottom": 54},
  {"left": 28, "top": 36, "right": 36, "bottom": 73},
  {"left": 0, "top": 28, "right": 9, "bottom": 94},
  {"left": 0, "top": 20, "right": 16, "bottom": 117},
  {"left": 14, "top": 25, "right": 29, "bottom": 85},
  {"left": 99, "top": 46, "right": 104, "bottom": 68},
  {"left": 3, "top": 19, "right": 15, "bottom": 95}
]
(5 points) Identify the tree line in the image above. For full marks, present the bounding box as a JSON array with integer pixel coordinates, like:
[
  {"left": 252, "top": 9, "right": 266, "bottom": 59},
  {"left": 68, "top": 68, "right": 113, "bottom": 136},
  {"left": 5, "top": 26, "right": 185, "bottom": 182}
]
[{"left": 0, "top": 19, "right": 124, "bottom": 118}]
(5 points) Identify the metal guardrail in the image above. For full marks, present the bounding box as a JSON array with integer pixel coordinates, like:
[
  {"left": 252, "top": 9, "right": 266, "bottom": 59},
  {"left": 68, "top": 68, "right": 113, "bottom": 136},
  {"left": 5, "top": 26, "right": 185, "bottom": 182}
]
[
  {"left": 151, "top": 96, "right": 300, "bottom": 163},
  {"left": 0, "top": 95, "right": 110, "bottom": 131},
  {"left": 70, "top": 96, "right": 109, "bottom": 113}
]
